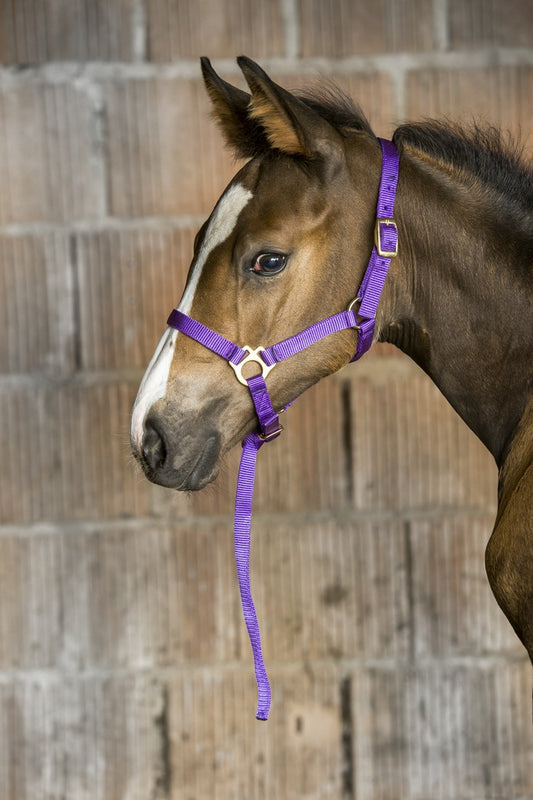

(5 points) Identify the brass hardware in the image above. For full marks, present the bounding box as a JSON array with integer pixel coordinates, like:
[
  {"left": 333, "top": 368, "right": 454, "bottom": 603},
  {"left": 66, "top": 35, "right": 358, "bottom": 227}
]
[
  {"left": 374, "top": 218, "right": 398, "bottom": 258},
  {"left": 258, "top": 424, "right": 284, "bottom": 441},
  {"left": 229, "top": 345, "right": 275, "bottom": 386},
  {"left": 347, "top": 297, "right": 362, "bottom": 331}
]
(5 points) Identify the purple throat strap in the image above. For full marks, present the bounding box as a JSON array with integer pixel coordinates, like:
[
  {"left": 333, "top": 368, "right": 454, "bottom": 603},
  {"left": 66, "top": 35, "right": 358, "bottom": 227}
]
[{"left": 167, "top": 138, "right": 399, "bottom": 720}]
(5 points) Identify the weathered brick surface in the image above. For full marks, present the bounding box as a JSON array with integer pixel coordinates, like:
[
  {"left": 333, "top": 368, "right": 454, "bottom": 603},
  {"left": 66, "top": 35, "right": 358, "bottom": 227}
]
[
  {"left": 76, "top": 226, "right": 195, "bottom": 370},
  {"left": 0, "top": 522, "right": 236, "bottom": 670},
  {"left": 168, "top": 665, "right": 344, "bottom": 800},
  {"left": 249, "top": 518, "right": 409, "bottom": 662},
  {"left": 299, "top": 0, "right": 435, "bottom": 56},
  {"left": 0, "top": 667, "right": 346, "bottom": 800},
  {"left": 0, "top": 81, "right": 103, "bottom": 224},
  {"left": 0, "top": 0, "right": 137, "bottom": 63},
  {"left": 1, "top": 1, "right": 532, "bottom": 798},
  {"left": 0, "top": 674, "right": 164, "bottom": 800},
  {"left": 1, "top": 663, "right": 530, "bottom": 800},
  {"left": 104, "top": 77, "right": 240, "bottom": 218},
  {"left": 352, "top": 661, "right": 533, "bottom": 799},
  {"left": 449, "top": 0, "right": 533, "bottom": 49},
  {"left": 147, "top": 0, "right": 286, "bottom": 60},
  {"left": 0, "top": 232, "right": 74, "bottom": 373}
]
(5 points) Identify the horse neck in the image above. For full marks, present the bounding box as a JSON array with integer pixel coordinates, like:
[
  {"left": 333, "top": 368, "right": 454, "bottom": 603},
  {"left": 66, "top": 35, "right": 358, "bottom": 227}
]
[{"left": 376, "top": 147, "right": 533, "bottom": 467}]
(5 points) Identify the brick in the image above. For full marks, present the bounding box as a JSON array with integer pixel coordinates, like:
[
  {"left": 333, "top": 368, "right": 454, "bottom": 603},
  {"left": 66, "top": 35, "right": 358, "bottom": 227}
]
[
  {"left": 0, "top": 0, "right": 137, "bottom": 62},
  {"left": 0, "top": 81, "right": 102, "bottom": 224},
  {"left": 409, "top": 515, "right": 525, "bottom": 658},
  {"left": 0, "top": 382, "right": 154, "bottom": 524},
  {"left": 0, "top": 668, "right": 341, "bottom": 799},
  {"left": 104, "top": 76, "right": 240, "bottom": 218},
  {"left": 0, "top": 522, "right": 236, "bottom": 670},
  {"left": 351, "top": 661, "right": 533, "bottom": 799},
  {"left": 0, "top": 533, "right": 63, "bottom": 670},
  {"left": 299, "top": 0, "right": 435, "bottom": 57},
  {"left": 0, "top": 674, "right": 164, "bottom": 799},
  {"left": 449, "top": 0, "right": 533, "bottom": 49},
  {"left": 0, "top": 232, "right": 74, "bottom": 374},
  {"left": 406, "top": 65, "right": 533, "bottom": 149},
  {"left": 246, "top": 518, "right": 409, "bottom": 662},
  {"left": 168, "top": 665, "right": 343, "bottom": 799},
  {"left": 147, "top": 0, "right": 285, "bottom": 60},
  {"left": 75, "top": 523, "right": 235, "bottom": 668},
  {"left": 76, "top": 226, "right": 195, "bottom": 370},
  {"left": 0, "top": 663, "right": 530, "bottom": 799},
  {"left": 347, "top": 373, "right": 497, "bottom": 512}
]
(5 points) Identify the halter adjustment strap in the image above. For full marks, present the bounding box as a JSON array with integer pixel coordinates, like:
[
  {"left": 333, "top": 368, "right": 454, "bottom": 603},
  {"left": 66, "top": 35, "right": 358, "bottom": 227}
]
[
  {"left": 167, "top": 309, "right": 247, "bottom": 365},
  {"left": 260, "top": 309, "right": 357, "bottom": 366},
  {"left": 352, "top": 138, "right": 400, "bottom": 359}
]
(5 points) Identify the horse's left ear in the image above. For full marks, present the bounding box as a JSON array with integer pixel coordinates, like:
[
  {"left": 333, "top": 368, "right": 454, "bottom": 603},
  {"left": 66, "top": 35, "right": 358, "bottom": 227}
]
[{"left": 237, "top": 56, "right": 343, "bottom": 162}]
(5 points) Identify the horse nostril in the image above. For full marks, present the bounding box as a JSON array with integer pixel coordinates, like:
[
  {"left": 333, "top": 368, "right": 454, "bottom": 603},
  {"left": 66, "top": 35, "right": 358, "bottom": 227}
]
[{"left": 142, "top": 421, "right": 167, "bottom": 472}]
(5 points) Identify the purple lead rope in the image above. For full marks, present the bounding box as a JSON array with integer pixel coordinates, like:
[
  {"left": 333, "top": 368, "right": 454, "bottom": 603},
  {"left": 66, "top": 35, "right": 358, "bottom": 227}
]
[
  {"left": 236, "top": 374, "right": 282, "bottom": 719},
  {"left": 167, "top": 138, "right": 400, "bottom": 721},
  {"left": 234, "top": 433, "right": 270, "bottom": 718}
]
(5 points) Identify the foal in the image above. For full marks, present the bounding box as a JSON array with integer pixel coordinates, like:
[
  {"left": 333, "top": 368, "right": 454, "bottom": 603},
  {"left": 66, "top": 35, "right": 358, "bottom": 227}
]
[{"left": 131, "top": 57, "right": 533, "bottom": 667}]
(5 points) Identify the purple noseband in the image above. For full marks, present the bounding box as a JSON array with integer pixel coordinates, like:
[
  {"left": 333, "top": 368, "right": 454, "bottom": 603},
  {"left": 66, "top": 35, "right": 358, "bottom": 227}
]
[{"left": 167, "top": 138, "right": 400, "bottom": 719}]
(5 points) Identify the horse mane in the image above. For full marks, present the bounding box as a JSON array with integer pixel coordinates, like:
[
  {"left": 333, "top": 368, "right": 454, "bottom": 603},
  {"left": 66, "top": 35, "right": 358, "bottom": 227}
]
[
  {"left": 393, "top": 120, "right": 533, "bottom": 230},
  {"left": 296, "top": 84, "right": 374, "bottom": 137},
  {"left": 289, "top": 83, "right": 533, "bottom": 240}
]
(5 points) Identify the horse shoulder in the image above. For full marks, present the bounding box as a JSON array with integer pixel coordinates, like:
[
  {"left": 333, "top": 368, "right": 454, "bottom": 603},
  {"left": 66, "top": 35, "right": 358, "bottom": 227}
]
[{"left": 485, "top": 396, "right": 533, "bottom": 660}]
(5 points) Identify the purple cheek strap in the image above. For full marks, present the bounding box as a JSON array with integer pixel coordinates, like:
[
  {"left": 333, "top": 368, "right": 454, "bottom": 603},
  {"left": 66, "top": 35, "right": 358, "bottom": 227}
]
[{"left": 167, "top": 138, "right": 399, "bottom": 720}]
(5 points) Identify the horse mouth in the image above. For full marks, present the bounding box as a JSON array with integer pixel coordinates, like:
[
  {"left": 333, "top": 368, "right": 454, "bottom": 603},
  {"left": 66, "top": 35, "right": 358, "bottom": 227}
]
[{"left": 182, "top": 434, "right": 221, "bottom": 490}]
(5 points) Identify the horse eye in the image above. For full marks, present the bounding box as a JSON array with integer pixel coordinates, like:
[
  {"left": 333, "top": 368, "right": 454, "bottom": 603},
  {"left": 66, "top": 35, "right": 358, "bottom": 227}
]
[{"left": 251, "top": 252, "right": 288, "bottom": 276}]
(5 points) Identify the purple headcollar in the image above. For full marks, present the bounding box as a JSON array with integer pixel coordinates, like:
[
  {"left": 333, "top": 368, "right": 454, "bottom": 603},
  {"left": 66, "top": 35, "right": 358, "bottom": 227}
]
[{"left": 168, "top": 138, "right": 400, "bottom": 719}]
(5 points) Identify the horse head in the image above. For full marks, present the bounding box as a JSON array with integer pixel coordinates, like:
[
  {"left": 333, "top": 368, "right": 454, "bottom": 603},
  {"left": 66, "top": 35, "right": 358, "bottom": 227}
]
[{"left": 131, "top": 57, "right": 383, "bottom": 490}]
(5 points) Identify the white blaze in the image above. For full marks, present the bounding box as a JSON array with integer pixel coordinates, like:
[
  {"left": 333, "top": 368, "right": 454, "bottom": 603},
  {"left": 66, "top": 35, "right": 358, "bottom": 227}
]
[{"left": 130, "top": 183, "right": 253, "bottom": 449}]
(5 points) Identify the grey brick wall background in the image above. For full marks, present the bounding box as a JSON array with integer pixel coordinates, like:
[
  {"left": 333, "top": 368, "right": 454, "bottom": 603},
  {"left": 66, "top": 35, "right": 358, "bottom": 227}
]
[{"left": 0, "top": 1, "right": 531, "bottom": 798}]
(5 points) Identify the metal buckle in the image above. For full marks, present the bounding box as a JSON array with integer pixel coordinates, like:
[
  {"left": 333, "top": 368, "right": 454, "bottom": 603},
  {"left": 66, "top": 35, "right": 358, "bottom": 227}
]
[
  {"left": 258, "top": 424, "right": 284, "bottom": 441},
  {"left": 374, "top": 218, "right": 398, "bottom": 258},
  {"left": 229, "top": 345, "right": 274, "bottom": 387}
]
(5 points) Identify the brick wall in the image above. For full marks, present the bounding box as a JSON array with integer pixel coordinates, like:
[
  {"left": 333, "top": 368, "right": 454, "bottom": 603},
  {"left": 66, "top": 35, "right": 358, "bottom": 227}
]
[{"left": 0, "top": 2, "right": 532, "bottom": 798}]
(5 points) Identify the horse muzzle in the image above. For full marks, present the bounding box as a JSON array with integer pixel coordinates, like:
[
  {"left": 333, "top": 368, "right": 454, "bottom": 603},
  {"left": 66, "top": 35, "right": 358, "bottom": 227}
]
[{"left": 133, "top": 409, "right": 223, "bottom": 491}]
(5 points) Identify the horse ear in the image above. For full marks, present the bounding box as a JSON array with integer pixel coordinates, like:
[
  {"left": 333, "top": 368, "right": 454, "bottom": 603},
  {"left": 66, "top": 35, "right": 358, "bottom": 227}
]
[
  {"left": 200, "top": 57, "right": 266, "bottom": 159},
  {"left": 237, "top": 55, "right": 342, "bottom": 160}
]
